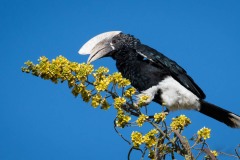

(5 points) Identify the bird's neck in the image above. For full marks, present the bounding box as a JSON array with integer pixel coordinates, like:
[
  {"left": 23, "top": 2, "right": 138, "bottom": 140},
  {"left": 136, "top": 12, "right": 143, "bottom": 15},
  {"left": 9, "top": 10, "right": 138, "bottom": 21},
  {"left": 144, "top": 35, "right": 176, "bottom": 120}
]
[{"left": 113, "top": 50, "right": 140, "bottom": 80}]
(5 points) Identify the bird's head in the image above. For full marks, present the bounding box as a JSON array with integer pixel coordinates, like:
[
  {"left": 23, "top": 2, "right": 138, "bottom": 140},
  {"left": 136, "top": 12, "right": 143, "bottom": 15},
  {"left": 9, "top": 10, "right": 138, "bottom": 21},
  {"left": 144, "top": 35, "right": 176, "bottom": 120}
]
[{"left": 79, "top": 31, "right": 140, "bottom": 63}]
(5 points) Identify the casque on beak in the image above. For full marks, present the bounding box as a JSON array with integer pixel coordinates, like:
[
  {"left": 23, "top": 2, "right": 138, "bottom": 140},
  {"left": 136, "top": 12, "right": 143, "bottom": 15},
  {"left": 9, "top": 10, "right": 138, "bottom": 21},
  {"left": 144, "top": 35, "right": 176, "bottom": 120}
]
[{"left": 78, "top": 31, "right": 122, "bottom": 63}]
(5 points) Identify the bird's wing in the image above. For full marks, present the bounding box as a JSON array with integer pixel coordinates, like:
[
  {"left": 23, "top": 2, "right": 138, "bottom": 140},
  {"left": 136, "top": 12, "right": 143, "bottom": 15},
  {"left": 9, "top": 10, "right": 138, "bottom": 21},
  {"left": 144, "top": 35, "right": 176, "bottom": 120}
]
[{"left": 136, "top": 44, "right": 206, "bottom": 99}]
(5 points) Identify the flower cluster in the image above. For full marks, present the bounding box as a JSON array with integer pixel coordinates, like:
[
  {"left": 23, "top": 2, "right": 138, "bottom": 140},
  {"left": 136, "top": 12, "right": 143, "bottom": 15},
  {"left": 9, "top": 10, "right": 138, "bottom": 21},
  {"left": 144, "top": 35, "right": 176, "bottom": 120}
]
[
  {"left": 170, "top": 115, "right": 191, "bottom": 130},
  {"left": 142, "top": 129, "right": 158, "bottom": 148},
  {"left": 110, "top": 72, "right": 131, "bottom": 87},
  {"left": 114, "top": 97, "right": 130, "bottom": 127},
  {"left": 197, "top": 127, "right": 211, "bottom": 140},
  {"left": 113, "top": 97, "right": 126, "bottom": 109},
  {"left": 110, "top": 72, "right": 123, "bottom": 84},
  {"left": 148, "top": 149, "right": 155, "bottom": 159},
  {"left": 72, "top": 83, "right": 92, "bottom": 101},
  {"left": 131, "top": 131, "right": 143, "bottom": 148},
  {"left": 95, "top": 66, "right": 109, "bottom": 74},
  {"left": 22, "top": 56, "right": 93, "bottom": 83},
  {"left": 115, "top": 109, "right": 131, "bottom": 128},
  {"left": 100, "top": 98, "right": 110, "bottom": 110},
  {"left": 94, "top": 77, "right": 111, "bottom": 92},
  {"left": 136, "top": 114, "right": 149, "bottom": 127},
  {"left": 211, "top": 150, "right": 218, "bottom": 157},
  {"left": 91, "top": 94, "right": 102, "bottom": 108},
  {"left": 22, "top": 56, "right": 95, "bottom": 97},
  {"left": 93, "top": 67, "right": 111, "bottom": 92},
  {"left": 204, "top": 150, "right": 218, "bottom": 159},
  {"left": 131, "top": 129, "right": 158, "bottom": 148},
  {"left": 75, "top": 62, "right": 94, "bottom": 82},
  {"left": 137, "top": 95, "right": 149, "bottom": 107},
  {"left": 124, "top": 87, "right": 136, "bottom": 98},
  {"left": 23, "top": 56, "right": 219, "bottom": 160},
  {"left": 154, "top": 112, "right": 166, "bottom": 123}
]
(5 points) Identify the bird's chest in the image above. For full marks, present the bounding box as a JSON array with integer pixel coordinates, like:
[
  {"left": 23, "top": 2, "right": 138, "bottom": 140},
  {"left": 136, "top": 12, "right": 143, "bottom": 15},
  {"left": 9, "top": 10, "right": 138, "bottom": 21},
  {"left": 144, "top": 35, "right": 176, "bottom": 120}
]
[{"left": 116, "top": 60, "right": 159, "bottom": 91}]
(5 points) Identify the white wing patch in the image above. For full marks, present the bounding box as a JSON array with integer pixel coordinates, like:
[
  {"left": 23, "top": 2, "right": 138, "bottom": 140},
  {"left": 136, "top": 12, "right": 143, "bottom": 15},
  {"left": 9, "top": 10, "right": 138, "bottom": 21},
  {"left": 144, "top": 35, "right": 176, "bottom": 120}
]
[
  {"left": 138, "top": 76, "right": 200, "bottom": 111},
  {"left": 136, "top": 51, "right": 154, "bottom": 62}
]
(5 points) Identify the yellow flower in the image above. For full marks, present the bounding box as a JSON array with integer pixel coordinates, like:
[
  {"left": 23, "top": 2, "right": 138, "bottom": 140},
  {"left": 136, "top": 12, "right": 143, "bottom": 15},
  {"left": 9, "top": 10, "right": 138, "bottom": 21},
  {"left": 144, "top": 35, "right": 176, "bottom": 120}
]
[
  {"left": 95, "top": 66, "right": 109, "bottom": 74},
  {"left": 170, "top": 115, "right": 191, "bottom": 130},
  {"left": 94, "top": 77, "right": 111, "bottom": 92},
  {"left": 114, "top": 97, "right": 126, "bottom": 109},
  {"left": 124, "top": 87, "right": 136, "bottom": 98},
  {"left": 101, "top": 98, "right": 110, "bottom": 110},
  {"left": 131, "top": 131, "right": 143, "bottom": 148},
  {"left": 136, "top": 114, "right": 149, "bottom": 127},
  {"left": 197, "top": 127, "right": 211, "bottom": 140},
  {"left": 148, "top": 149, "right": 155, "bottom": 159},
  {"left": 211, "top": 150, "right": 218, "bottom": 157},
  {"left": 142, "top": 129, "right": 158, "bottom": 148},
  {"left": 72, "top": 83, "right": 91, "bottom": 102},
  {"left": 110, "top": 72, "right": 123, "bottom": 84},
  {"left": 154, "top": 112, "right": 166, "bottom": 123},
  {"left": 81, "top": 89, "right": 91, "bottom": 102},
  {"left": 23, "top": 56, "right": 95, "bottom": 85},
  {"left": 22, "top": 60, "right": 34, "bottom": 73},
  {"left": 71, "top": 83, "right": 92, "bottom": 102},
  {"left": 38, "top": 56, "right": 49, "bottom": 63},
  {"left": 76, "top": 63, "right": 94, "bottom": 82},
  {"left": 93, "top": 66, "right": 109, "bottom": 82},
  {"left": 204, "top": 150, "right": 218, "bottom": 159},
  {"left": 138, "top": 95, "right": 149, "bottom": 107},
  {"left": 91, "top": 94, "right": 102, "bottom": 108},
  {"left": 38, "top": 56, "right": 51, "bottom": 77},
  {"left": 118, "top": 78, "right": 131, "bottom": 88},
  {"left": 115, "top": 109, "right": 131, "bottom": 128}
]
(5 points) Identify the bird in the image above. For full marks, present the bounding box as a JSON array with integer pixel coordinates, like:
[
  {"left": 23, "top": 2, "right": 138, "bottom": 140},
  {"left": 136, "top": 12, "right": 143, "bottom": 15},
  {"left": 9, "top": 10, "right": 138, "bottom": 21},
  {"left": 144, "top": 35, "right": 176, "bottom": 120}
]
[{"left": 79, "top": 31, "right": 240, "bottom": 128}]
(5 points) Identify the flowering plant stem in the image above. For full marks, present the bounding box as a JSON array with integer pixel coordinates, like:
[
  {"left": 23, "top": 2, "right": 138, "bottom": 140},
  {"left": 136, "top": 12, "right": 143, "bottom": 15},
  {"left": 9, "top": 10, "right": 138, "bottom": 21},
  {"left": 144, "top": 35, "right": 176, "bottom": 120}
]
[{"left": 22, "top": 55, "right": 239, "bottom": 160}]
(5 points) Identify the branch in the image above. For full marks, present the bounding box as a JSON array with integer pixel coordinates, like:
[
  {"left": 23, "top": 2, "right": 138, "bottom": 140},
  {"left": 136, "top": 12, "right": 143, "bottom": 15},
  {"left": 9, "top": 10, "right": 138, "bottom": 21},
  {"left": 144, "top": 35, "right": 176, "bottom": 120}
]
[
  {"left": 128, "top": 147, "right": 144, "bottom": 160},
  {"left": 172, "top": 130, "right": 194, "bottom": 159},
  {"left": 235, "top": 145, "right": 240, "bottom": 159},
  {"left": 22, "top": 56, "right": 238, "bottom": 160},
  {"left": 113, "top": 118, "right": 131, "bottom": 145},
  {"left": 203, "top": 148, "right": 216, "bottom": 160}
]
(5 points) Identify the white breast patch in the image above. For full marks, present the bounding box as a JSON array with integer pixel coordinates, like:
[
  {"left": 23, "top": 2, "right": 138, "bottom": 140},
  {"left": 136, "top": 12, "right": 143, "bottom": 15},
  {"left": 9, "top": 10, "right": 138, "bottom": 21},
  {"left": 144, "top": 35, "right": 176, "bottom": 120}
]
[{"left": 138, "top": 76, "right": 200, "bottom": 111}]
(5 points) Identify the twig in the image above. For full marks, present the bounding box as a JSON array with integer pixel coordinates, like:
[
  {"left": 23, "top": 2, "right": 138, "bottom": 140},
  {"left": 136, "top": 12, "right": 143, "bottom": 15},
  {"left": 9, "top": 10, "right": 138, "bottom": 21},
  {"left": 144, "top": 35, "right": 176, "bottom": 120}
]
[
  {"left": 113, "top": 118, "right": 131, "bottom": 145},
  {"left": 203, "top": 148, "right": 216, "bottom": 160},
  {"left": 171, "top": 143, "right": 175, "bottom": 160},
  {"left": 128, "top": 147, "right": 143, "bottom": 160},
  {"left": 121, "top": 87, "right": 125, "bottom": 97},
  {"left": 172, "top": 130, "right": 194, "bottom": 159},
  {"left": 235, "top": 145, "right": 240, "bottom": 159},
  {"left": 195, "top": 140, "right": 205, "bottom": 159},
  {"left": 121, "top": 104, "right": 141, "bottom": 117},
  {"left": 218, "top": 151, "right": 239, "bottom": 159},
  {"left": 140, "top": 147, "right": 147, "bottom": 160},
  {"left": 148, "top": 121, "right": 171, "bottom": 142},
  {"left": 155, "top": 133, "right": 166, "bottom": 160}
]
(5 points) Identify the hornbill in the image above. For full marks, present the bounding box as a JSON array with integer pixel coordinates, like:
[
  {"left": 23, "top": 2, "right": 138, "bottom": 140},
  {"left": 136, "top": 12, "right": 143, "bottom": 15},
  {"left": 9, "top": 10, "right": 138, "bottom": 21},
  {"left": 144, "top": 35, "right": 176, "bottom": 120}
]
[{"left": 79, "top": 31, "right": 240, "bottom": 128}]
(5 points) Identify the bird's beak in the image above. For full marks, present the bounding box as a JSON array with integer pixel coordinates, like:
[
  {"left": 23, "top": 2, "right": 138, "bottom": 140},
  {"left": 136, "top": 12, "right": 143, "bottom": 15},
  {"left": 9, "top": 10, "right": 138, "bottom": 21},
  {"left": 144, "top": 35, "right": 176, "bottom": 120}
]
[{"left": 78, "top": 31, "right": 122, "bottom": 63}]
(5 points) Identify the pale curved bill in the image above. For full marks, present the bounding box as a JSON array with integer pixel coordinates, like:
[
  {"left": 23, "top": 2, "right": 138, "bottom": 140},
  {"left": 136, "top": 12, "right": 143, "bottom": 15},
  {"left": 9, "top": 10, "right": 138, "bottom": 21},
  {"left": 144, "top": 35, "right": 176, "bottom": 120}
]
[{"left": 78, "top": 31, "right": 121, "bottom": 55}]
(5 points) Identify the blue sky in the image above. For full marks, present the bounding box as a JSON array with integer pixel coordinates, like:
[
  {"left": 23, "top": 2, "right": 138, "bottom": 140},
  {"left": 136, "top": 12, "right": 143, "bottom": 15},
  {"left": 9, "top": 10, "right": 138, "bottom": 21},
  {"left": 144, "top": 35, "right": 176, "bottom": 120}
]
[{"left": 1, "top": 0, "right": 240, "bottom": 159}]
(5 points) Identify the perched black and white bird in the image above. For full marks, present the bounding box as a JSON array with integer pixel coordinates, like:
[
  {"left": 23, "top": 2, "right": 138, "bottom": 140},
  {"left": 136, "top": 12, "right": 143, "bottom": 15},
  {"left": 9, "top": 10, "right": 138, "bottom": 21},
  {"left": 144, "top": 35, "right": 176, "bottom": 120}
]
[{"left": 79, "top": 31, "right": 240, "bottom": 128}]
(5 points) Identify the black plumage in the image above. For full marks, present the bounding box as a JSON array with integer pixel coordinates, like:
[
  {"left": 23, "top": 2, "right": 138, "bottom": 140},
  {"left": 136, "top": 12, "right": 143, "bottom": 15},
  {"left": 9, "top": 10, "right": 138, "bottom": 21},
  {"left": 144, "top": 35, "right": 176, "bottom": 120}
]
[
  {"left": 79, "top": 31, "right": 240, "bottom": 128},
  {"left": 110, "top": 33, "right": 205, "bottom": 101}
]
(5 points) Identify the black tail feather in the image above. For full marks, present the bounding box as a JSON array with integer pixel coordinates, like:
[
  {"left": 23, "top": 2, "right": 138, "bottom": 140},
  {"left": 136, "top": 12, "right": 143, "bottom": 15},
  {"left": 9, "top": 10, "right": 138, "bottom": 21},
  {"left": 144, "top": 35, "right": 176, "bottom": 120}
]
[{"left": 199, "top": 100, "right": 240, "bottom": 128}]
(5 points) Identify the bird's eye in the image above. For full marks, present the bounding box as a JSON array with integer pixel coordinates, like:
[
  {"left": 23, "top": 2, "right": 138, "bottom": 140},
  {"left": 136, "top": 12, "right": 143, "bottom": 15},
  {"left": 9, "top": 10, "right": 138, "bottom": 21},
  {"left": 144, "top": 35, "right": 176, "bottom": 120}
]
[{"left": 112, "top": 40, "right": 117, "bottom": 44}]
